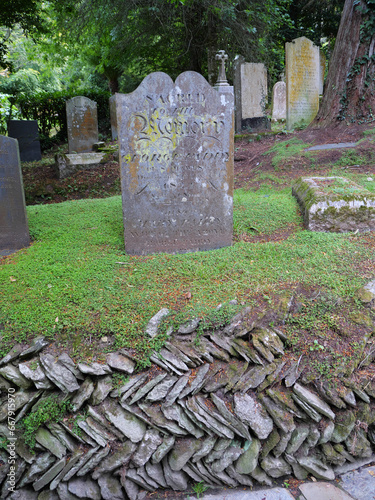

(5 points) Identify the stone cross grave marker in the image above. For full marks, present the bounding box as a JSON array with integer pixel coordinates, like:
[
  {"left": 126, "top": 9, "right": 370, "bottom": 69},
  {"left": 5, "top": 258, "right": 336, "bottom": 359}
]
[
  {"left": 285, "top": 37, "right": 320, "bottom": 130},
  {"left": 116, "top": 71, "right": 234, "bottom": 255},
  {"left": 0, "top": 136, "right": 30, "bottom": 255},
  {"left": 66, "top": 96, "right": 99, "bottom": 154},
  {"left": 272, "top": 81, "right": 286, "bottom": 121},
  {"left": 7, "top": 120, "right": 42, "bottom": 162}
]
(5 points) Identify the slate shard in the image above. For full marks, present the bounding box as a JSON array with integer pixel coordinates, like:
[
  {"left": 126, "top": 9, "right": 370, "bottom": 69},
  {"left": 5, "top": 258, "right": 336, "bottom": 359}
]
[{"left": 116, "top": 71, "right": 234, "bottom": 255}]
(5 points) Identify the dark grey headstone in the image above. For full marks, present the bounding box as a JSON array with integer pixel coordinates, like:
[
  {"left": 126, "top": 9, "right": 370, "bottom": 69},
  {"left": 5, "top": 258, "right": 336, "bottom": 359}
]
[
  {"left": 66, "top": 96, "right": 99, "bottom": 153},
  {"left": 116, "top": 71, "right": 234, "bottom": 255},
  {"left": 0, "top": 136, "right": 30, "bottom": 255},
  {"left": 241, "top": 117, "right": 271, "bottom": 132},
  {"left": 7, "top": 120, "right": 41, "bottom": 162}
]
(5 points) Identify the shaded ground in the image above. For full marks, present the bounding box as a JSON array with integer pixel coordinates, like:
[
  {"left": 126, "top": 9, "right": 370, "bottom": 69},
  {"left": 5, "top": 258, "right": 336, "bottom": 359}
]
[
  {"left": 22, "top": 123, "right": 375, "bottom": 206},
  {"left": 234, "top": 123, "right": 374, "bottom": 190}
]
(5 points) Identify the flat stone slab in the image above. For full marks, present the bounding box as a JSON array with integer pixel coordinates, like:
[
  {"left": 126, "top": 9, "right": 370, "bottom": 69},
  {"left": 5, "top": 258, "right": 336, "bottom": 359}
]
[
  {"left": 299, "top": 482, "right": 355, "bottom": 500},
  {"left": 55, "top": 152, "right": 106, "bottom": 179},
  {"left": 292, "top": 176, "right": 375, "bottom": 233},
  {"left": 338, "top": 465, "right": 375, "bottom": 500},
  {"left": 190, "top": 486, "right": 295, "bottom": 499},
  {"left": 306, "top": 142, "right": 357, "bottom": 151}
]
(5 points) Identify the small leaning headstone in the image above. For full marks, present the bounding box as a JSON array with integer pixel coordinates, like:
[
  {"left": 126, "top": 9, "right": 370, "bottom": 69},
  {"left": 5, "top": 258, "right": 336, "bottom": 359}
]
[
  {"left": 0, "top": 136, "right": 30, "bottom": 255},
  {"left": 66, "top": 96, "right": 99, "bottom": 154},
  {"left": 7, "top": 120, "right": 42, "bottom": 162},
  {"left": 116, "top": 69, "right": 234, "bottom": 255},
  {"left": 285, "top": 37, "right": 320, "bottom": 130},
  {"left": 271, "top": 81, "right": 286, "bottom": 122}
]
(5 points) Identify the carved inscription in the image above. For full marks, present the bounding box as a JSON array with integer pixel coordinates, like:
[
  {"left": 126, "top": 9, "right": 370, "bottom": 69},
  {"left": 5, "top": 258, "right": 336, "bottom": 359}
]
[
  {"left": 286, "top": 37, "right": 320, "bottom": 130},
  {"left": 66, "top": 97, "right": 99, "bottom": 153},
  {"left": 116, "top": 71, "right": 234, "bottom": 255}
]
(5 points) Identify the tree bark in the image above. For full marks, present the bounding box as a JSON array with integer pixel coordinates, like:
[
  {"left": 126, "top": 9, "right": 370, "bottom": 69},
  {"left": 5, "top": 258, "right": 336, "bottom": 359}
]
[{"left": 314, "top": 0, "right": 375, "bottom": 126}]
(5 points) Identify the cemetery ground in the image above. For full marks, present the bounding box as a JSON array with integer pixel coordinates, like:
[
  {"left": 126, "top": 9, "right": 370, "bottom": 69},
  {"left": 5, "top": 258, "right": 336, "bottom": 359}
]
[{"left": 1, "top": 123, "right": 375, "bottom": 396}]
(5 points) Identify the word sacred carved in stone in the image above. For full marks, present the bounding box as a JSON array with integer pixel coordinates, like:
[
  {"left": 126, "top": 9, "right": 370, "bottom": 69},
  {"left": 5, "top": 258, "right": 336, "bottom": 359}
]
[{"left": 116, "top": 71, "right": 234, "bottom": 255}]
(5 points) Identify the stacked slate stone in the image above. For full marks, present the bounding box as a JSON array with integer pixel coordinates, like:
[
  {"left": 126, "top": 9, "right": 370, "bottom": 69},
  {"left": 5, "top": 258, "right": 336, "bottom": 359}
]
[{"left": 0, "top": 290, "right": 375, "bottom": 499}]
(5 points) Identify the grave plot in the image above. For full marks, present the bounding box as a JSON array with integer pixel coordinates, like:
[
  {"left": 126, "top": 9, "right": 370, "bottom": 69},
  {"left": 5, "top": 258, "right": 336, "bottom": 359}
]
[{"left": 292, "top": 176, "right": 375, "bottom": 233}]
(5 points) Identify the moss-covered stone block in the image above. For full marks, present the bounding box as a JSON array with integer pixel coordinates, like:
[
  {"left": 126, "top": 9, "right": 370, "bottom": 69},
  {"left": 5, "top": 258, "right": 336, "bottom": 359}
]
[{"left": 292, "top": 176, "right": 375, "bottom": 233}]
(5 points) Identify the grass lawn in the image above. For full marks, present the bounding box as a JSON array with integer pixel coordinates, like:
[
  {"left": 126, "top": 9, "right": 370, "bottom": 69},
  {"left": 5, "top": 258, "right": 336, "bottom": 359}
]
[{"left": 1, "top": 186, "right": 374, "bottom": 367}]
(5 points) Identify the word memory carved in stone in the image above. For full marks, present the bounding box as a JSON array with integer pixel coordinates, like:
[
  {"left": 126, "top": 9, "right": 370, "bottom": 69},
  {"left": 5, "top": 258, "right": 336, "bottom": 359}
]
[
  {"left": 0, "top": 135, "right": 30, "bottom": 255},
  {"left": 66, "top": 96, "right": 99, "bottom": 154},
  {"left": 116, "top": 71, "right": 234, "bottom": 255},
  {"left": 285, "top": 37, "right": 320, "bottom": 130}
]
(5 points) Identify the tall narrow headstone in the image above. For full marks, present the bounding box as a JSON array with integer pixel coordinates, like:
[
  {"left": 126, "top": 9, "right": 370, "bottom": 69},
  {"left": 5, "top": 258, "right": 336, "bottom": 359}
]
[
  {"left": 233, "top": 60, "right": 269, "bottom": 131},
  {"left": 116, "top": 71, "right": 234, "bottom": 255},
  {"left": 7, "top": 120, "right": 41, "bottom": 162},
  {"left": 66, "top": 97, "right": 99, "bottom": 154},
  {"left": 0, "top": 136, "right": 30, "bottom": 255},
  {"left": 285, "top": 37, "right": 320, "bottom": 130},
  {"left": 271, "top": 81, "right": 286, "bottom": 121},
  {"left": 109, "top": 95, "right": 118, "bottom": 141}
]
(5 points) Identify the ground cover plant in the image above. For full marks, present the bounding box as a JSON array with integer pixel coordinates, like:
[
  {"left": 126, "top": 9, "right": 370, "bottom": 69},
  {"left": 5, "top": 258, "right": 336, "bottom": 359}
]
[{"left": 1, "top": 123, "right": 375, "bottom": 376}]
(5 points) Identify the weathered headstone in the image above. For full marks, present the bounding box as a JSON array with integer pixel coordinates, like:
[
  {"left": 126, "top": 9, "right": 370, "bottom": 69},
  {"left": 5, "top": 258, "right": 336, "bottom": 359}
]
[
  {"left": 0, "top": 136, "right": 30, "bottom": 255},
  {"left": 271, "top": 81, "right": 286, "bottom": 122},
  {"left": 109, "top": 95, "right": 118, "bottom": 141},
  {"left": 66, "top": 97, "right": 99, "bottom": 154},
  {"left": 7, "top": 120, "right": 42, "bottom": 162},
  {"left": 233, "top": 60, "right": 269, "bottom": 132},
  {"left": 116, "top": 71, "right": 234, "bottom": 255},
  {"left": 285, "top": 37, "right": 320, "bottom": 130}
]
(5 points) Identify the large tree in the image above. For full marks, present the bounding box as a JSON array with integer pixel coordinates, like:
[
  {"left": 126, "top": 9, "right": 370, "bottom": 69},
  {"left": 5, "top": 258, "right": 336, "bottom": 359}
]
[
  {"left": 315, "top": 0, "right": 375, "bottom": 125},
  {"left": 52, "top": 0, "right": 292, "bottom": 91}
]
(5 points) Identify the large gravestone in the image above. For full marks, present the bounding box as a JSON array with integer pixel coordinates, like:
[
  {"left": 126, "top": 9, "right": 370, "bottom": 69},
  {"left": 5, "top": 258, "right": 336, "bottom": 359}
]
[
  {"left": 66, "top": 97, "right": 99, "bottom": 154},
  {"left": 116, "top": 71, "right": 234, "bottom": 255},
  {"left": 285, "top": 37, "right": 320, "bottom": 130},
  {"left": 0, "top": 136, "right": 30, "bottom": 255},
  {"left": 233, "top": 60, "right": 269, "bottom": 132},
  {"left": 7, "top": 120, "right": 42, "bottom": 162},
  {"left": 271, "top": 81, "right": 286, "bottom": 122}
]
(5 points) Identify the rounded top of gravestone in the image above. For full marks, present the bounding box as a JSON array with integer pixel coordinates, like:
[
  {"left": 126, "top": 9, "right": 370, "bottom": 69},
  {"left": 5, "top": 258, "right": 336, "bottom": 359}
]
[{"left": 66, "top": 96, "right": 97, "bottom": 106}]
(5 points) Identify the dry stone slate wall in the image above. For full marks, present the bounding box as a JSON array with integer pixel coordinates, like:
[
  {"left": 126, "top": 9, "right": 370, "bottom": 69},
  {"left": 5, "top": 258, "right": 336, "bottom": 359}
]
[{"left": 1, "top": 290, "right": 375, "bottom": 500}]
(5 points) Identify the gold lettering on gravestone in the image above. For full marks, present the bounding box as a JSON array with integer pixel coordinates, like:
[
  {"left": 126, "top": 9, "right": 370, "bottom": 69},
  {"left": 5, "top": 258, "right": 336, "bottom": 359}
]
[
  {"left": 286, "top": 37, "right": 320, "bottom": 130},
  {"left": 116, "top": 71, "right": 234, "bottom": 255}
]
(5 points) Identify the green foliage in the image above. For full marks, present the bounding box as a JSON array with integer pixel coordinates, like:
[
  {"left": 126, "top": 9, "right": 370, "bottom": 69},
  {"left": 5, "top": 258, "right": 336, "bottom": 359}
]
[
  {"left": 0, "top": 68, "right": 43, "bottom": 95},
  {"left": 20, "top": 395, "right": 73, "bottom": 451},
  {"left": 0, "top": 93, "right": 20, "bottom": 134},
  {"left": 233, "top": 187, "right": 302, "bottom": 237},
  {"left": 263, "top": 138, "right": 311, "bottom": 168},
  {"left": 192, "top": 481, "right": 209, "bottom": 499}
]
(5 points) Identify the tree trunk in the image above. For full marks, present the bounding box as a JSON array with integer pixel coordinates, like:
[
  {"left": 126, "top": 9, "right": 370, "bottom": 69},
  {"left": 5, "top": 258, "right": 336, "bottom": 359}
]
[
  {"left": 108, "top": 78, "right": 119, "bottom": 94},
  {"left": 314, "top": 0, "right": 375, "bottom": 126}
]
